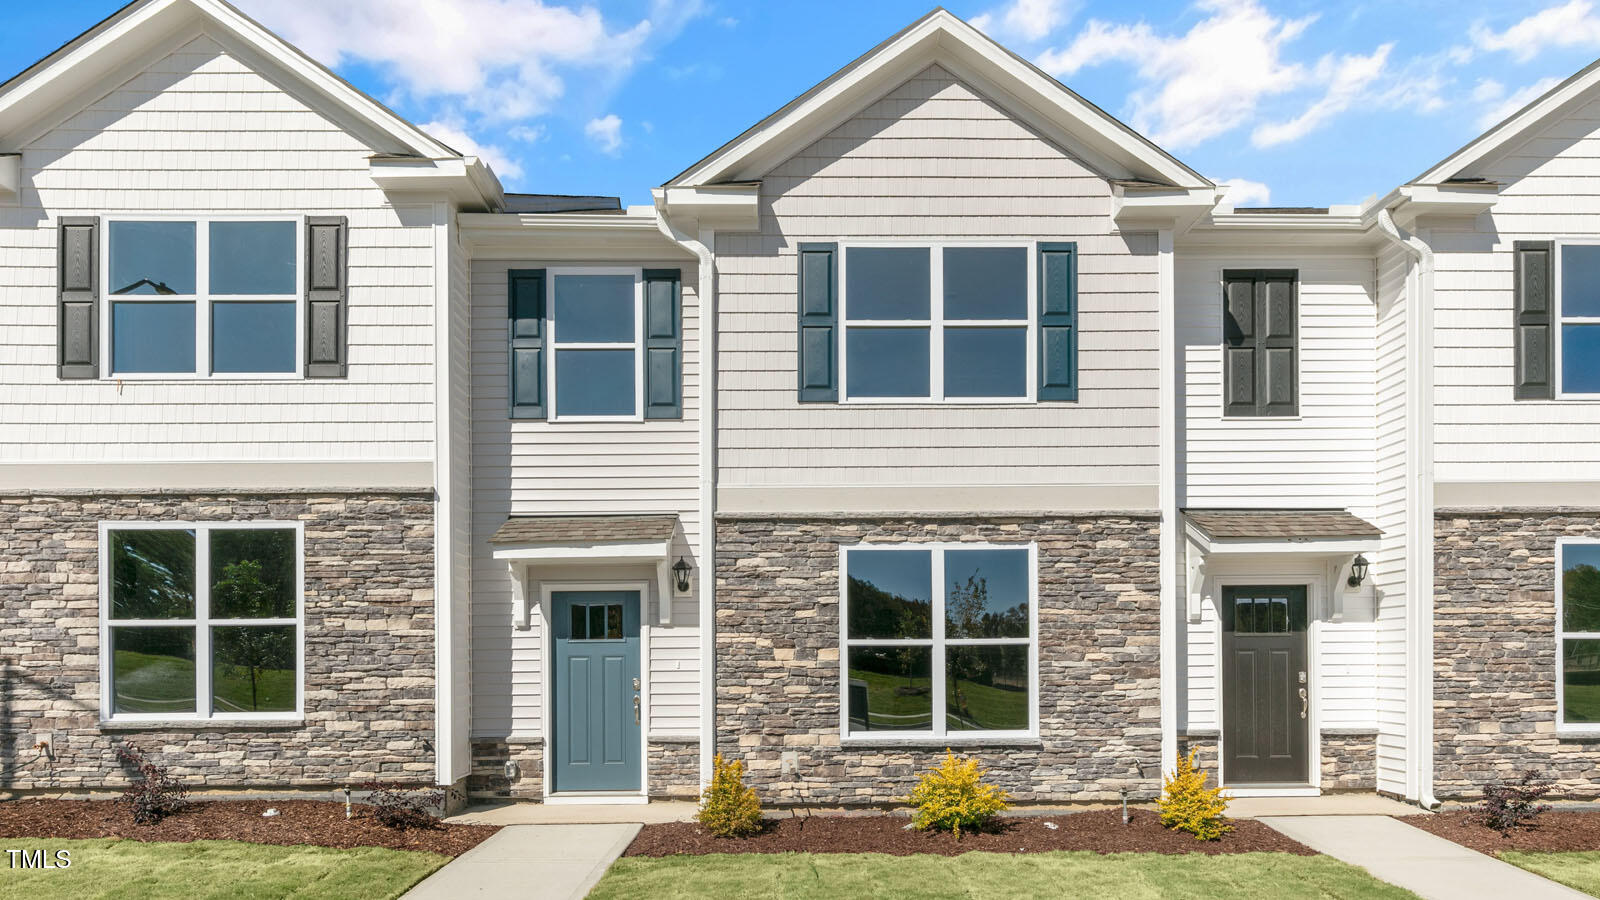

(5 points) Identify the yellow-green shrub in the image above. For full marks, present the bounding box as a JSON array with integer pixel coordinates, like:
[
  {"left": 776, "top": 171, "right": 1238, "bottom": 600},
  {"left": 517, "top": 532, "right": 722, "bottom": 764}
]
[
  {"left": 907, "top": 750, "right": 1010, "bottom": 838},
  {"left": 697, "top": 753, "right": 763, "bottom": 838},
  {"left": 1158, "top": 749, "right": 1232, "bottom": 841}
]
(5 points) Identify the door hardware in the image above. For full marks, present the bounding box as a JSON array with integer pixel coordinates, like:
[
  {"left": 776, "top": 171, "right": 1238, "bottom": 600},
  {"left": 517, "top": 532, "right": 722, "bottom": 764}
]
[
  {"left": 633, "top": 694, "right": 641, "bottom": 725},
  {"left": 1298, "top": 687, "right": 1308, "bottom": 720}
]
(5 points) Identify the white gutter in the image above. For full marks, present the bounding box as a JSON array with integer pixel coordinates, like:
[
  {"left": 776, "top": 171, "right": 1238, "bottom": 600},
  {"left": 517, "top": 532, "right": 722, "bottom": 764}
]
[
  {"left": 653, "top": 206, "right": 718, "bottom": 790},
  {"left": 1376, "top": 207, "right": 1441, "bottom": 810}
]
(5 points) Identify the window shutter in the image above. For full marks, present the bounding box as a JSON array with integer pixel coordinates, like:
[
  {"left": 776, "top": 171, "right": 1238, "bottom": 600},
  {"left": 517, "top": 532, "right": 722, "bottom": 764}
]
[
  {"left": 643, "top": 268, "right": 682, "bottom": 419},
  {"left": 1223, "top": 269, "right": 1298, "bottom": 417},
  {"left": 1038, "top": 242, "right": 1077, "bottom": 401},
  {"left": 57, "top": 216, "right": 99, "bottom": 380},
  {"left": 797, "top": 242, "right": 837, "bottom": 402},
  {"left": 304, "top": 216, "right": 348, "bottom": 378},
  {"left": 1514, "top": 240, "right": 1554, "bottom": 400},
  {"left": 508, "top": 268, "right": 546, "bottom": 419}
]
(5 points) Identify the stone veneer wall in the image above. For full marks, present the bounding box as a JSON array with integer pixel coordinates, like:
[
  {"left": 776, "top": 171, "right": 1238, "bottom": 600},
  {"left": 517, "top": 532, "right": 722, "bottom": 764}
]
[
  {"left": 466, "top": 739, "right": 700, "bottom": 800},
  {"left": 1435, "top": 510, "right": 1600, "bottom": 798},
  {"left": 648, "top": 739, "right": 700, "bottom": 799},
  {"left": 0, "top": 492, "right": 435, "bottom": 791},
  {"left": 1320, "top": 731, "right": 1377, "bottom": 791},
  {"left": 715, "top": 515, "right": 1161, "bottom": 805}
]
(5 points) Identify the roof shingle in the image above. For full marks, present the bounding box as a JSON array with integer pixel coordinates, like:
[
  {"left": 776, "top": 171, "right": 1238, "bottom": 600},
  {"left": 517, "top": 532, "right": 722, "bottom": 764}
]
[
  {"left": 488, "top": 514, "right": 678, "bottom": 546},
  {"left": 1184, "top": 509, "right": 1380, "bottom": 540}
]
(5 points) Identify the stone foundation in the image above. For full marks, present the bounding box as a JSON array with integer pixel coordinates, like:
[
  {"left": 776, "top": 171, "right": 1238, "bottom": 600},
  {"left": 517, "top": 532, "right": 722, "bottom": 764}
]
[
  {"left": 467, "top": 738, "right": 700, "bottom": 800},
  {"left": 715, "top": 514, "right": 1161, "bottom": 805},
  {"left": 1435, "top": 510, "right": 1600, "bottom": 799},
  {"left": 1177, "top": 733, "right": 1220, "bottom": 788},
  {"left": 649, "top": 739, "right": 700, "bottom": 799},
  {"left": 0, "top": 492, "right": 435, "bottom": 790},
  {"left": 1320, "top": 731, "right": 1377, "bottom": 791}
]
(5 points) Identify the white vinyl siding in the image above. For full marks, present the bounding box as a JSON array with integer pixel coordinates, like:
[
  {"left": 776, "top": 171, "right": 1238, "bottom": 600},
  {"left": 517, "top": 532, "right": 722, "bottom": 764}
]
[
  {"left": 468, "top": 258, "right": 702, "bottom": 740},
  {"left": 0, "top": 35, "right": 436, "bottom": 463},
  {"left": 1372, "top": 240, "right": 1411, "bottom": 795},
  {"left": 715, "top": 64, "right": 1159, "bottom": 497}
]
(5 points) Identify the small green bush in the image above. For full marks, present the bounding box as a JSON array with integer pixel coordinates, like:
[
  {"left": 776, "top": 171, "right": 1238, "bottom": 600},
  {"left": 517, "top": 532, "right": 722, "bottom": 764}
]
[
  {"left": 907, "top": 750, "right": 1010, "bottom": 839},
  {"left": 1158, "top": 749, "right": 1232, "bottom": 841},
  {"left": 697, "top": 754, "right": 763, "bottom": 838}
]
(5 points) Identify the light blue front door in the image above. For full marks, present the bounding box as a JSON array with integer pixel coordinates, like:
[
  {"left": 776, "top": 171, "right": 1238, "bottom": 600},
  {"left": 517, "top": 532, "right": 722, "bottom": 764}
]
[{"left": 552, "top": 590, "right": 642, "bottom": 792}]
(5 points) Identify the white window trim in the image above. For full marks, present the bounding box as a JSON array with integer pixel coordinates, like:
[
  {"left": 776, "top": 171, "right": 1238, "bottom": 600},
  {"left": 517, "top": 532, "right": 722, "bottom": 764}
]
[
  {"left": 1554, "top": 239, "right": 1600, "bottom": 399},
  {"left": 1557, "top": 538, "right": 1600, "bottom": 733},
  {"left": 838, "top": 241, "right": 1037, "bottom": 405},
  {"left": 838, "top": 542, "right": 1039, "bottom": 742},
  {"left": 546, "top": 267, "right": 646, "bottom": 423},
  {"left": 100, "top": 214, "right": 305, "bottom": 381},
  {"left": 98, "top": 520, "right": 306, "bottom": 724}
]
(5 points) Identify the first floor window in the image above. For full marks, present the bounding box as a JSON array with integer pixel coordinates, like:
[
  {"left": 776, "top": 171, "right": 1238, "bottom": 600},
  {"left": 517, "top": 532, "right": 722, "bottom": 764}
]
[
  {"left": 106, "top": 217, "right": 300, "bottom": 377},
  {"left": 102, "top": 523, "right": 301, "bottom": 720},
  {"left": 841, "top": 544, "right": 1035, "bottom": 738},
  {"left": 549, "top": 269, "right": 642, "bottom": 419},
  {"left": 1560, "top": 540, "right": 1600, "bottom": 727}
]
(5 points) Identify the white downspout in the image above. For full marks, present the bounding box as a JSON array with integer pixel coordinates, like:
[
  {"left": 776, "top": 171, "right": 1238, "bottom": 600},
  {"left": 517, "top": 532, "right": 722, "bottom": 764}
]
[
  {"left": 654, "top": 202, "right": 718, "bottom": 790},
  {"left": 1376, "top": 207, "right": 1441, "bottom": 810},
  {"left": 1157, "top": 228, "right": 1178, "bottom": 782}
]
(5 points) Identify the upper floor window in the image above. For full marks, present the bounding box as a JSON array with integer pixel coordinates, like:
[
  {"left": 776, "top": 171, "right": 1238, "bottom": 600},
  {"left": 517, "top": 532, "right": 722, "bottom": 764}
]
[
  {"left": 1559, "top": 243, "right": 1600, "bottom": 395},
  {"left": 1222, "top": 269, "right": 1298, "bottom": 417},
  {"left": 100, "top": 522, "right": 302, "bottom": 722},
  {"left": 105, "top": 217, "right": 301, "bottom": 377},
  {"left": 550, "top": 269, "right": 643, "bottom": 419},
  {"left": 841, "top": 245, "right": 1034, "bottom": 402}
]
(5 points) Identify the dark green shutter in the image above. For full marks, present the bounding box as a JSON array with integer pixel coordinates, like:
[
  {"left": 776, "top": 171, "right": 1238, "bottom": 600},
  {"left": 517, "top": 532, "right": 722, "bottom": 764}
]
[
  {"left": 797, "top": 242, "right": 837, "bottom": 402},
  {"left": 644, "top": 268, "right": 682, "bottom": 419},
  {"left": 1514, "top": 241, "right": 1554, "bottom": 400},
  {"left": 1038, "top": 242, "right": 1077, "bottom": 401},
  {"left": 57, "top": 216, "right": 99, "bottom": 379},
  {"left": 1223, "top": 269, "right": 1298, "bottom": 417},
  {"left": 304, "top": 216, "right": 349, "bottom": 378},
  {"left": 508, "top": 268, "right": 546, "bottom": 419}
]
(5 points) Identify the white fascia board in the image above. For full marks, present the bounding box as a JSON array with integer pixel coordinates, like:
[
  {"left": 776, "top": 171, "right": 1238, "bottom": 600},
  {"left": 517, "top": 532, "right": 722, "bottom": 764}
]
[
  {"left": 1386, "top": 183, "right": 1499, "bottom": 228},
  {"left": 1113, "top": 186, "right": 1223, "bottom": 233},
  {"left": 1198, "top": 538, "right": 1376, "bottom": 557},
  {"left": 491, "top": 540, "right": 673, "bottom": 563},
  {"left": 368, "top": 157, "right": 503, "bottom": 212},
  {"left": 457, "top": 209, "right": 692, "bottom": 260},
  {"left": 655, "top": 184, "right": 760, "bottom": 232},
  {"left": 1413, "top": 58, "right": 1600, "bottom": 184},
  {"left": 1181, "top": 215, "right": 1379, "bottom": 251}
]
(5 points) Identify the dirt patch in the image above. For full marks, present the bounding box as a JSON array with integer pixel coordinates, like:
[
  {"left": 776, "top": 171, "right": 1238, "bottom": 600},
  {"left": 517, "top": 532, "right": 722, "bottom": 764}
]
[
  {"left": 1404, "top": 810, "right": 1600, "bottom": 854},
  {"left": 625, "top": 809, "right": 1315, "bottom": 857},
  {"left": 0, "top": 799, "right": 497, "bottom": 857}
]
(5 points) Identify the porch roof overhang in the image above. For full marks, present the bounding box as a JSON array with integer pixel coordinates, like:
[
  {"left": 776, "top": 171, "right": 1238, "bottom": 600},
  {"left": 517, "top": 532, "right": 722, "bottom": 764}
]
[
  {"left": 489, "top": 515, "right": 683, "bottom": 627},
  {"left": 1182, "top": 509, "right": 1381, "bottom": 625}
]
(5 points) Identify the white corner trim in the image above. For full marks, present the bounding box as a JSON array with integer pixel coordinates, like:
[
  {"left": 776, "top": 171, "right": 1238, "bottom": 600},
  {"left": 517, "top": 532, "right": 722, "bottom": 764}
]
[{"left": 1157, "top": 227, "right": 1179, "bottom": 781}]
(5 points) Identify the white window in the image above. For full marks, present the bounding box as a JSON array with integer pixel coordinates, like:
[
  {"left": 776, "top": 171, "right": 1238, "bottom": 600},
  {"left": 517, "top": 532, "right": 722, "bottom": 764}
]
[
  {"left": 839, "top": 244, "right": 1034, "bottom": 402},
  {"left": 103, "top": 216, "right": 302, "bottom": 378},
  {"left": 840, "top": 543, "right": 1037, "bottom": 739},
  {"left": 1558, "top": 539, "right": 1600, "bottom": 730},
  {"left": 99, "top": 522, "right": 303, "bottom": 722},
  {"left": 547, "top": 267, "right": 645, "bottom": 421}
]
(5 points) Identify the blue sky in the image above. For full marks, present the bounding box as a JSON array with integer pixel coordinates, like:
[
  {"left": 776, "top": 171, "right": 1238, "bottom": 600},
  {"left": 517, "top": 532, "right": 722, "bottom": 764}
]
[{"left": 8, "top": 1, "right": 1600, "bottom": 207}]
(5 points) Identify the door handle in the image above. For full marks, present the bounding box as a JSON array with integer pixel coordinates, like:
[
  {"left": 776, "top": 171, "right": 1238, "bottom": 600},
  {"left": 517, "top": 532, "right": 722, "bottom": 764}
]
[
  {"left": 1298, "top": 687, "right": 1308, "bottom": 720},
  {"left": 633, "top": 694, "right": 641, "bottom": 725}
]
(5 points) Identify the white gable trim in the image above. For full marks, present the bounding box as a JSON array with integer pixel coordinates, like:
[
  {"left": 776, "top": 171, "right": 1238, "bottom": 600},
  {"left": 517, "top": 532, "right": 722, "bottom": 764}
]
[{"left": 667, "top": 9, "right": 1209, "bottom": 189}]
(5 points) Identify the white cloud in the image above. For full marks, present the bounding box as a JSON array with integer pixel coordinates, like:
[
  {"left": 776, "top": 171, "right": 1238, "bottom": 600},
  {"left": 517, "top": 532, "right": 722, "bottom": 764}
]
[
  {"left": 1472, "top": 1, "right": 1600, "bottom": 63},
  {"left": 417, "top": 119, "right": 524, "bottom": 180},
  {"left": 1212, "top": 177, "right": 1272, "bottom": 209},
  {"left": 585, "top": 114, "right": 623, "bottom": 155},
  {"left": 971, "top": 0, "right": 1074, "bottom": 44},
  {"left": 1472, "top": 76, "right": 1563, "bottom": 130},
  {"left": 1035, "top": 0, "right": 1318, "bottom": 149},
  {"left": 1252, "top": 44, "right": 1391, "bottom": 147}
]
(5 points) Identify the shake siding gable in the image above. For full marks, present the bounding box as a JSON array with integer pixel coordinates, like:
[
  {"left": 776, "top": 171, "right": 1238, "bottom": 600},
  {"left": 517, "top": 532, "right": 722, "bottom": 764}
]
[
  {"left": 716, "top": 64, "right": 1160, "bottom": 495},
  {"left": 0, "top": 35, "right": 435, "bottom": 463}
]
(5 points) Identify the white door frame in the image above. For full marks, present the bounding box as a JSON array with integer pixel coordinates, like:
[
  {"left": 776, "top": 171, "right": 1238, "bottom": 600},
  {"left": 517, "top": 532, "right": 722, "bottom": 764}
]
[
  {"left": 538, "top": 579, "right": 652, "bottom": 804},
  {"left": 1212, "top": 574, "right": 1321, "bottom": 796}
]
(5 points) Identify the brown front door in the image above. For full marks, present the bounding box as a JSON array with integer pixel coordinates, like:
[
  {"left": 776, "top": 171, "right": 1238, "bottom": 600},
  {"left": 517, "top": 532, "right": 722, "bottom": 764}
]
[{"left": 1221, "top": 585, "right": 1309, "bottom": 785}]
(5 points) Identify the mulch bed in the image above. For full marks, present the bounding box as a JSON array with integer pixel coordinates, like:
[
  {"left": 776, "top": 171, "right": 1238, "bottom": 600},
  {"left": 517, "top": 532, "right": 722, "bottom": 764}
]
[
  {"left": 0, "top": 799, "right": 498, "bottom": 857},
  {"left": 1403, "top": 810, "right": 1600, "bottom": 854},
  {"left": 625, "top": 809, "right": 1315, "bottom": 857}
]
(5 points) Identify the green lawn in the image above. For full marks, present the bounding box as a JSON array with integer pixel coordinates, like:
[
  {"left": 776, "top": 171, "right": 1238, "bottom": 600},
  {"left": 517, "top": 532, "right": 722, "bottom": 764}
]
[
  {"left": 0, "top": 838, "right": 447, "bottom": 900},
  {"left": 589, "top": 851, "right": 1420, "bottom": 899},
  {"left": 1502, "top": 851, "right": 1600, "bottom": 897}
]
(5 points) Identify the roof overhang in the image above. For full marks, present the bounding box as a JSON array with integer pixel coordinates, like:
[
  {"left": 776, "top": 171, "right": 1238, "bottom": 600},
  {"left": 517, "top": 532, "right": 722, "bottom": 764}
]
[
  {"left": 1384, "top": 182, "right": 1500, "bottom": 228},
  {"left": 369, "top": 156, "right": 504, "bottom": 212},
  {"left": 1112, "top": 184, "right": 1224, "bottom": 234},
  {"left": 1183, "top": 509, "right": 1380, "bottom": 625},
  {"left": 489, "top": 514, "right": 686, "bottom": 626},
  {"left": 653, "top": 183, "right": 761, "bottom": 233},
  {"left": 0, "top": 153, "right": 19, "bottom": 202},
  {"left": 667, "top": 9, "right": 1210, "bottom": 191},
  {"left": 457, "top": 207, "right": 694, "bottom": 260}
]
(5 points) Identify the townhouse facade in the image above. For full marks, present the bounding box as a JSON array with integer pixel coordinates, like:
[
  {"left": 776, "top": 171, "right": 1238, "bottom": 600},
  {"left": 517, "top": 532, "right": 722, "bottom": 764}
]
[{"left": 3, "top": 0, "right": 1600, "bottom": 809}]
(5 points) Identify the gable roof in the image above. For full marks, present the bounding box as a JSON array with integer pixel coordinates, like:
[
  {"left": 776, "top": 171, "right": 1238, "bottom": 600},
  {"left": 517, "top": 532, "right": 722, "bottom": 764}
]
[
  {"left": 0, "top": 0, "right": 459, "bottom": 161},
  {"left": 1412, "top": 55, "right": 1600, "bottom": 185},
  {"left": 666, "top": 8, "right": 1210, "bottom": 189}
]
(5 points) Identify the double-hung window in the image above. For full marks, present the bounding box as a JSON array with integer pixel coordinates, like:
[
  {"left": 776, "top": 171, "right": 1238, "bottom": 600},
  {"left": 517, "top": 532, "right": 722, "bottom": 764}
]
[
  {"left": 100, "top": 522, "right": 302, "bottom": 721},
  {"left": 549, "top": 268, "right": 644, "bottom": 420},
  {"left": 1558, "top": 243, "right": 1600, "bottom": 395},
  {"left": 1558, "top": 540, "right": 1600, "bottom": 729},
  {"left": 841, "top": 245, "right": 1033, "bottom": 402},
  {"left": 840, "top": 544, "right": 1036, "bottom": 739},
  {"left": 104, "top": 217, "right": 301, "bottom": 377}
]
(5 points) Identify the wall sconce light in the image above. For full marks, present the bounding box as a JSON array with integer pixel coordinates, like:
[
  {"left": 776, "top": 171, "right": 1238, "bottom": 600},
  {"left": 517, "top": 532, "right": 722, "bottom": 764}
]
[
  {"left": 1347, "top": 554, "right": 1370, "bottom": 588},
  {"left": 673, "top": 556, "right": 693, "bottom": 593}
]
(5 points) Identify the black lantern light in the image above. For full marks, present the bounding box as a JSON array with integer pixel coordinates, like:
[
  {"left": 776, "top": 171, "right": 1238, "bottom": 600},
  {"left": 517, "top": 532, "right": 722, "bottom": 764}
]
[
  {"left": 1347, "top": 554, "right": 1370, "bottom": 588},
  {"left": 673, "top": 556, "right": 693, "bottom": 593}
]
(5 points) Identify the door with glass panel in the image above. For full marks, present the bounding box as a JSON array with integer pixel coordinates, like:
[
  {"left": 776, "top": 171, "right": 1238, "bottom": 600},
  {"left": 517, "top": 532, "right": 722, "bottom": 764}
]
[
  {"left": 1221, "top": 585, "right": 1309, "bottom": 785},
  {"left": 551, "top": 590, "right": 642, "bottom": 792}
]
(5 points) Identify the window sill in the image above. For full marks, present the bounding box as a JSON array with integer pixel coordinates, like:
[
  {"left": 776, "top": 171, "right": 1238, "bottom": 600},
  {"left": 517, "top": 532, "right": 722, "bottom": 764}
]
[
  {"left": 1556, "top": 729, "right": 1600, "bottom": 742},
  {"left": 840, "top": 736, "right": 1043, "bottom": 749},
  {"left": 99, "top": 718, "right": 306, "bottom": 732}
]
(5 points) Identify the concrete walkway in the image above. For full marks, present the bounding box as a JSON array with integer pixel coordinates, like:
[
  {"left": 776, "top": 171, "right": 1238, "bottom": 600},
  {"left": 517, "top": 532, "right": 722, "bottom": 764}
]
[
  {"left": 402, "top": 823, "right": 640, "bottom": 900},
  {"left": 1260, "top": 815, "right": 1590, "bottom": 900}
]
